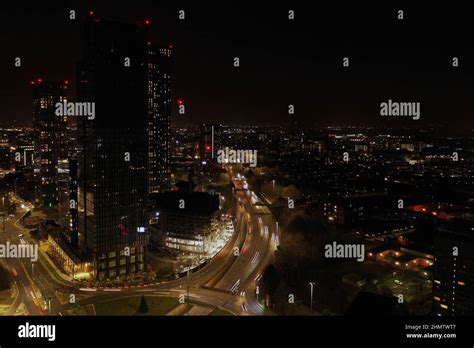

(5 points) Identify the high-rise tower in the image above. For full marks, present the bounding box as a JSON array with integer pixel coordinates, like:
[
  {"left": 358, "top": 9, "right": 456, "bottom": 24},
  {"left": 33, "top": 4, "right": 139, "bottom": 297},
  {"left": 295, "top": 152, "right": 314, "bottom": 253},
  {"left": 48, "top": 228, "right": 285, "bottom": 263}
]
[{"left": 76, "top": 14, "right": 149, "bottom": 279}]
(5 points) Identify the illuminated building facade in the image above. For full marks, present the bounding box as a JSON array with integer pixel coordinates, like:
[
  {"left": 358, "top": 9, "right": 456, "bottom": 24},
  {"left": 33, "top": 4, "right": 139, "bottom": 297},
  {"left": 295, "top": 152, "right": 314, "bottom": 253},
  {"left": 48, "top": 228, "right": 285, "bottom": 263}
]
[
  {"left": 60, "top": 157, "right": 78, "bottom": 245},
  {"left": 147, "top": 44, "right": 171, "bottom": 193},
  {"left": 433, "top": 218, "right": 474, "bottom": 315},
  {"left": 76, "top": 15, "right": 149, "bottom": 280},
  {"left": 48, "top": 233, "right": 92, "bottom": 279},
  {"left": 152, "top": 191, "right": 220, "bottom": 254},
  {"left": 32, "top": 79, "right": 69, "bottom": 207}
]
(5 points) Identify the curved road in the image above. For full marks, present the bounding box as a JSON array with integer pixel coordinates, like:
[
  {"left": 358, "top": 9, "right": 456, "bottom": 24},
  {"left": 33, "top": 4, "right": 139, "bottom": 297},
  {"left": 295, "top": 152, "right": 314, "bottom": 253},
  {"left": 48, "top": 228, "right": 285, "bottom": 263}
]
[{"left": 2, "top": 169, "right": 278, "bottom": 316}]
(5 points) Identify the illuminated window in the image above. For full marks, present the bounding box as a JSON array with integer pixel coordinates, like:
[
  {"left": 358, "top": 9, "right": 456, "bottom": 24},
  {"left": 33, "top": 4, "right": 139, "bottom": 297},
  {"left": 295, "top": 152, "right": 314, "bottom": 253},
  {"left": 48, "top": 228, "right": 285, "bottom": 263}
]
[
  {"left": 457, "top": 281, "right": 465, "bottom": 286},
  {"left": 440, "top": 304, "right": 448, "bottom": 309},
  {"left": 433, "top": 296, "right": 440, "bottom": 301}
]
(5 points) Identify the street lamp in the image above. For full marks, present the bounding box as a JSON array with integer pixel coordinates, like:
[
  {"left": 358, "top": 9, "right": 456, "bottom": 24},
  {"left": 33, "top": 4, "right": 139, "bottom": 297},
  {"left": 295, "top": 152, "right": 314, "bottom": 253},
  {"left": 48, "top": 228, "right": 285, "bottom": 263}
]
[
  {"left": 186, "top": 265, "right": 190, "bottom": 316},
  {"left": 309, "top": 282, "right": 316, "bottom": 313},
  {"left": 274, "top": 221, "right": 280, "bottom": 250},
  {"left": 45, "top": 297, "right": 52, "bottom": 315}
]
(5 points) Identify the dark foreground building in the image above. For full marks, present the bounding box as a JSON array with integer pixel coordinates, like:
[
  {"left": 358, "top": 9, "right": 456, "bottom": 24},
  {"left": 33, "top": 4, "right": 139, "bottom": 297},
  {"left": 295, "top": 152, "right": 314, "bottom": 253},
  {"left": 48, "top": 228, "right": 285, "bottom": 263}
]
[{"left": 76, "top": 14, "right": 150, "bottom": 279}]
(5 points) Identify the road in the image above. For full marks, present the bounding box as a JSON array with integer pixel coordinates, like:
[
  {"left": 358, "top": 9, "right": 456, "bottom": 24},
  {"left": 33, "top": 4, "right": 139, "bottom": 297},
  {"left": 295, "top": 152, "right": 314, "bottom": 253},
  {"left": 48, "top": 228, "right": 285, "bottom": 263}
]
[{"left": 1, "top": 168, "right": 278, "bottom": 316}]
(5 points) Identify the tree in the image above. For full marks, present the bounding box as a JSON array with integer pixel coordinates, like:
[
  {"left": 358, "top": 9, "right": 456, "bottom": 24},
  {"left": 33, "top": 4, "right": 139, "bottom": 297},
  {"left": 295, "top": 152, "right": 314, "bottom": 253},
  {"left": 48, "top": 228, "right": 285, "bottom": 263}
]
[
  {"left": 281, "top": 185, "right": 301, "bottom": 200},
  {"left": 261, "top": 264, "right": 280, "bottom": 299},
  {"left": 261, "top": 182, "right": 282, "bottom": 203},
  {"left": 218, "top": 173, "right": 230, "bottom": 185},
  {"left": 137, "top": 295, "right": 149, "bottom": 314}
]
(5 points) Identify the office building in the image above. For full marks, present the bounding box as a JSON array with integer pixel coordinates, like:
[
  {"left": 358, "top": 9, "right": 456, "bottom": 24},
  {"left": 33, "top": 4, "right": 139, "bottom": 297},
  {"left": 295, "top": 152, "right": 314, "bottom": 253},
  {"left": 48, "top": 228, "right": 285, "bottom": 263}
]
[
  {"left": 433, "top": 218, "right": 474, "bottom": 315},
  {"left": 147, "top": 44, "right": 171, "bottom": 193},
  {"left": 76, "top": 15, "right": 149, "bottom": 280},
  {"left": 32, "top": 79, "right": 69, "bottom": 207}
]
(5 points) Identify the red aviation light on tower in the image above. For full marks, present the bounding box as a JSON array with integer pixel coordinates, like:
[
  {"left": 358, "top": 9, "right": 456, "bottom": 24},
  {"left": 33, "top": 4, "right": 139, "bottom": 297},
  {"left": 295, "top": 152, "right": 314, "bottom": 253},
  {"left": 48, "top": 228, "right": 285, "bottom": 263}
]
[
  {"left": 30, "top": 80, "right": 35, "bottom": 85},
  {"left": 64, "top": 80, "right": 69, "bottom": 86},
  {"left": 205, "top": 144, "right": 212, "bottom": 153},
  {"left": 144, "top": 19, "right": 151, "bottom": 25},
  {"left": 37, "top": 78, "right": 43, "bottom": 84},
  {"left": 177, "top": 99, "right": 183, "bottom": 106},
  {"left": 88, "top": 10, "right": 95, "bottom": 16}
]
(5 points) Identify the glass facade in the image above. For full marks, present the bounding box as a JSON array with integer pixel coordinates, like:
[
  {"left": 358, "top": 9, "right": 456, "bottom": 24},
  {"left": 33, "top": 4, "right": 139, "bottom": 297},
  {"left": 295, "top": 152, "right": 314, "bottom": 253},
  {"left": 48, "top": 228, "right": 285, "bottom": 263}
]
[{"left": 77, "top": 18, "right": 149, "bottom": 279}]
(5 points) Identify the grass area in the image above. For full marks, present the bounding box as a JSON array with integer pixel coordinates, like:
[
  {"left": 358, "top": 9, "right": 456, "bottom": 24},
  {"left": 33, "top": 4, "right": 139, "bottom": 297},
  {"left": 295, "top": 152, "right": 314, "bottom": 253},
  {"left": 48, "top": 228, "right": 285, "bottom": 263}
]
[
  {"left": 209, "top": 308, "right": 234, "bottom": 316},
  {"left": 94, "top": 295, "right": 179, "bottom": 316},
  {"left": 68, "top": 304, "right": 94, "bottom": 316},
  {"left": 264, "top": 308, "right": 279, "bottom": 316}
]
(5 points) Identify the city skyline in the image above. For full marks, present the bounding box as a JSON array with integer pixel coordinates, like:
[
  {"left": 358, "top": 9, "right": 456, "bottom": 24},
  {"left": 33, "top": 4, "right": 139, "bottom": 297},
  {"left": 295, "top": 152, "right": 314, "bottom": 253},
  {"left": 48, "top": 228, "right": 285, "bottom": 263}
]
[{"left": 0, "top": 3, "right": 473, "bottom": 346}]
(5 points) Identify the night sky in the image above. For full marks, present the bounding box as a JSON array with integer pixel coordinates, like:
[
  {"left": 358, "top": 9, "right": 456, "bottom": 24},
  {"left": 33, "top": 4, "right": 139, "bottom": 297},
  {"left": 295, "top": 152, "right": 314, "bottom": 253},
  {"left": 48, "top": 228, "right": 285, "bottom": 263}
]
[{"left": 1, "top": 2, "right": 473, "bottom": 129}]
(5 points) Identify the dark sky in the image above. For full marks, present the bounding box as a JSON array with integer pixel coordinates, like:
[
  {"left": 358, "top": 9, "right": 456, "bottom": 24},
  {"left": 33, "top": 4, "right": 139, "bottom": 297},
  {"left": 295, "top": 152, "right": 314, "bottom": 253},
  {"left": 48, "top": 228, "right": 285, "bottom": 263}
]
[{"left": 1, "top": 2, "right": 473, "bottom": 129}]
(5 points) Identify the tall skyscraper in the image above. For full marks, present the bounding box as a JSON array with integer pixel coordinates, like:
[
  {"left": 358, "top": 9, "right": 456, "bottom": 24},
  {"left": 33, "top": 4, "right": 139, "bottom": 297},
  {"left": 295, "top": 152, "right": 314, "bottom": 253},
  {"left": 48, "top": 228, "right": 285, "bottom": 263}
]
[
  {"left": 62, "top": 157, "right": 78, "bottom": 245},
  {"left": 76, "top": 14, "right": 149, "bottom": 280},
  {"left": 147, "top": 44, "right": 171, "bottom": 193},
  {"left": 58, "top": 118, "right": 77, "bottom": 240},
  {"left": 433, "top": 218, "right": 474, "bottom": 315},
  {"left": 32, "top": 79, "right": 69, "bottom": 207},
  {"left": 200, "top": 124, "right": 221, "bottom": 162}
]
